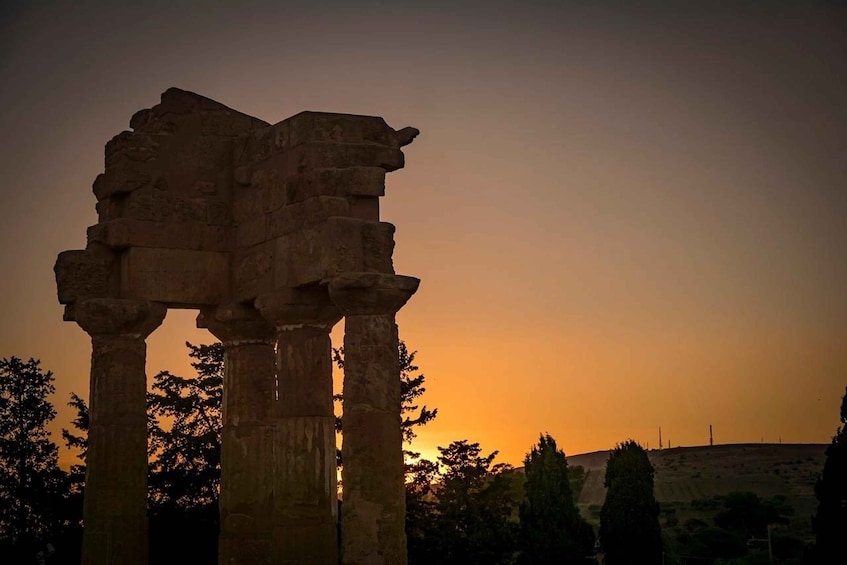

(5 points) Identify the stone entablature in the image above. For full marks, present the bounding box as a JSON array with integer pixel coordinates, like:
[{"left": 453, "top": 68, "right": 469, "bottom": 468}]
[
  {"left": 56, "top": 87, "right": 417, "bottom": 311},
  {"left": 54, "top": 88, "right": 419, "bottom": 565}
]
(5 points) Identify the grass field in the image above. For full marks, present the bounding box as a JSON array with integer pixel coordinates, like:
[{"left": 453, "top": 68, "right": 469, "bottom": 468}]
[{"left": 566, "top": 443, "right": 826, "bottom": 539}]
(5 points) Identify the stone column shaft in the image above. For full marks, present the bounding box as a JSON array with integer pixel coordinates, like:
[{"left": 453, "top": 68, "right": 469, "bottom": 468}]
[
  {"left": 199, "top": 305, "right": 277, "bottom": 565},
  {"left": 256, "top": 288, "right": 342, "bottom": 565},
  {"left": 274, "top": 324, "right": 338, "bottom": 564},
  {"left": 219, "top": 341, "right": 277, "bottom": 564},
  {"left": 75, "top": 298, "right": 166, "bottom": 565},
  {"left": 341, "top": 314, "right": 406, "bottom": 565},
  {"left": 329, "top": 273, "right": 419, "bottom": 565}
]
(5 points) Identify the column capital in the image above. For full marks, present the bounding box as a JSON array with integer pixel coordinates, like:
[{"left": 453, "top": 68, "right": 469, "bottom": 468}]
[
  {"left": 197, "top": 303, "right": 275, "bottom": 344},
  {"left": 255, "top": 286, "right": 341, "bottom": 330},
  {"left": 74, "top": 298, "right": 166, "bottom": 338},
  {"left": 328, "top": 273, "right": 419, "bottom": 316}
]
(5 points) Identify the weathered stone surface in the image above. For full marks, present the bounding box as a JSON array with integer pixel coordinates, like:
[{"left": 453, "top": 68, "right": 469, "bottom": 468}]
[
  {"left": 286, "top": 112, "right": 415, "bottom": 149},
  {"left": 285, "top": 167, "right": 386, "bottom": 204},
  {"left": 92, "top": 165, "right": 155, "bottom": 201},
  {"left": 74, "top": 298, "right": 165, "bottom": 565},
  {"left": 234, "top": 185, "right": 270, "bottom": 224},
  {"left": 362, "top": 222, "right": 395, "bottom": 273},
  {"left": 56, "top": 89, "right": 421, "bottom": 565},
  {"left": 82, "top": 334, "right": 151, "bottom": 565},
  {"left": 198, "top": 302, "right": 275, "bottom": 344},
  {"left": 329, "top": 273, "right": 420, "bottom": 316},
  {"left": 339, "top": 314, "right": 407, "bottom": 565},
  {"left": 219, "top": 341, "right": 277, "bottom": 418},
  {"left": 284, "top": 142, "right": 405, "bottom": 173},
  {"left": 261, "top": 292, "right": 340, "bottom": 565},
  {"left": 104, "top": 131, "right": 163, "bottom": 168},
  {"left": 255, "top": 285, "right": 340, "bottom": 328},
  {"left": 120, "top": 247, "right": 229, "bottom": 306},
  {"left": 347, "top": 196, "right": 379, "bottom": 222},
  {"left": 75, "top": 298, "right": 166, "bottom": 338},
  {"left": 266, "top": 196, "right": 350, "bottom": 238},
  {"left": 250, "top": 167, "right": 286, "bottom": 210},
  {"left": 202, "top": 305, "right": 276, "bottom": 565},
  {"left": 94, "top": 195, "right": 122, "bottom": 222},
  {"left": 275, "top": 218, "right": 375, "bottom": 288},
  {"left": 233, "top": 240, "right": 276, "bottom": 302},
  {"left": 248, "top": 113, "right": 397, "bottom": 163},
  {"left": 218, "top": 425, "right": 275, "bottom": 565},
  {"left": 272, "top": 415, "right": 338, "bottom": 564},
  {"left": 329, "top": 275, "right": 418, "bottom": 565},
  {"left": 122, "top": 186, "right": 208, "bottom": 223},
  {"left": 54, "top": 250, "right": 119, "bottom": 305},
  {"left": 236, "top": 213, "right": 268, "bottom": 248},
  {"left": 88, "top": 218, "right": 232, "bottom": 252}
]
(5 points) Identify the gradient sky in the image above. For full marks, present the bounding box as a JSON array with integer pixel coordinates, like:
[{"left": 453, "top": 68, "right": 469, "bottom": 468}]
[{"left": 1, "top": 1, "right": 845, "bottom": 468}]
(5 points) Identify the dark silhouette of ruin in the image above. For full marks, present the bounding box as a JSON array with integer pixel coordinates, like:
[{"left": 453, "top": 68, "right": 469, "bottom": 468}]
[{"left": 54, "top": 88, "right": 420, "bottom": 565}]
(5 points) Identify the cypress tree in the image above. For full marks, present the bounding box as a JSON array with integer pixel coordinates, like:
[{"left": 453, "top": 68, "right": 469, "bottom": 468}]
[
  {"left": 813, "top": 385, "right": 847, "bottom": 559},
  {"left": 599, "top": 440, "right": 662, "bottom": 564},
  {"left": 519, "top": 433, "right": 595, "bottom": 564}
]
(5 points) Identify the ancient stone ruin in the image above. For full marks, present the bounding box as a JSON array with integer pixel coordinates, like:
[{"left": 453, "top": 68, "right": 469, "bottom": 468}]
[{"left": 54, "top": 88, "right": 420, "bottom": 565}]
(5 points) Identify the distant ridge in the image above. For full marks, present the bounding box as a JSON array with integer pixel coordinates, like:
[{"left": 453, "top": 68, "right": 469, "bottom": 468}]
[
  {"left": 570, "top": 443, "right": 826, "bottom": 504},
  {"left": 566, "top": 442, "right": 827, "bottom": 471},
  {"left": 561, "top": 442, "right": 827, "bottom": 540}
]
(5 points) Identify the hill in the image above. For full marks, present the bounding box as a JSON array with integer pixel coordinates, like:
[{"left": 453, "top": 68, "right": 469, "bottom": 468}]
[{"left": 566, "top": 443, "right": 826, "bottom": 539}]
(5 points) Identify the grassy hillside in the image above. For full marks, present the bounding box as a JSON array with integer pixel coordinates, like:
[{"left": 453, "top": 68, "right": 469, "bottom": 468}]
[{"left": 567, "top": 443, "right": 826, "bottom": 540}]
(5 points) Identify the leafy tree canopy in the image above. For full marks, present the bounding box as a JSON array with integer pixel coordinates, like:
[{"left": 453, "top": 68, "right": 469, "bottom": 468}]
[
  {"left": 426, "top": 440, "right": 518, "bottom": 565},
  {"left": 147, "top": 342, "right": 223, "bottom": 511},
  {"left": 0, "top": 357, "right": 69, "bottom": 556},
  {"left": 713, "top": 491, "right": 790, "bottom": 540}
]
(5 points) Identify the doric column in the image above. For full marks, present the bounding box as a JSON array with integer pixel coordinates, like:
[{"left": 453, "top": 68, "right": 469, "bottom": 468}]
[
  {"left": 198, "top": 304, "right": 276, "bottom": 565},
  {"left": 255, "top": 288, "right": 342, "bottom": 565},
  {"left": 328, "top": 273, "right": 420, "bottom": 565},
  {"left": 74, "top": 298, "right": 166, "bottom": 565}
]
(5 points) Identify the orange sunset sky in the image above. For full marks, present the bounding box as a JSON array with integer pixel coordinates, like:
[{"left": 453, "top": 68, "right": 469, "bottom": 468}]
[{"left": 1, "top": 1, "right": 845, "bottom": 469}]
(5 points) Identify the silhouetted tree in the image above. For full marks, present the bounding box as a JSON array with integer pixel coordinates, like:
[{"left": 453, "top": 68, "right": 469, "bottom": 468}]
[
  {"left": 686, "top": 526, "right": 747, "bottom": 562},
  {"left": 568, "top": 464, "right": 587, "bottom": 501},
  {"left": 428, "top": 440, "right": 518, "bottom": 565},
  {"left": 519, "top": 433, "right": 595, "bottom": 564},
  {"left": 61, "top": 392, "right": 88, "bottom": 496},
  {"left": 58, "top": 392, "right": 89, "bottom": 558},
  {"left": 599, "top": 440, "right": 662, "bottom": 564},
  {"left": 813, "top": 384, "right": 847, "bottom": 560},
  {"left": 146, "top": 342, "right": 222, "bottom": 564},
  {"left": 405, "top": 456, "right": 440, "bottom": 565},
  {"left": 713, "top": 491, "right": 790, "bottom": 540},
  {"left": 147, "top": 342, "right": 222, "bottom": 509},
  {"left": 0, "top": 357, "right": 69, "bottom": 559}
]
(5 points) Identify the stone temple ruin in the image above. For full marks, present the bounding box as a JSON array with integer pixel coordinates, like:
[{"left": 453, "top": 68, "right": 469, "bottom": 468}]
[{"left": 54, "top": 88, "right": 420, "bottom": 565}]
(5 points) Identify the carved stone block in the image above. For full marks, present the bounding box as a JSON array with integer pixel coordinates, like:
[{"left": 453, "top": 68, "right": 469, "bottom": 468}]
[{"left": 120, "top": 247, "right": 229, "bottom": 305}]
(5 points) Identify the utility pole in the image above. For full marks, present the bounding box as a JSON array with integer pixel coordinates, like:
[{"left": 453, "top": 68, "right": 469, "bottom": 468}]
[
  {"left": 768, "top": 524, "right": 773, "bottom": 564},
  {"left": 710, "top": 424, "right": 713, "bottom": 446},
  {"left": 659, "top": 426, "right": 663, "bottom": 450},
  {"left": 748, "top": 524, "right": 774, "bottom": 564}
]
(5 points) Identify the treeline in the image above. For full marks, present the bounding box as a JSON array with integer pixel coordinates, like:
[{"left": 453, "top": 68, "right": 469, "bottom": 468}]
[{"left": 1, "top": 352, "right": 845, "bottom": 564}]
